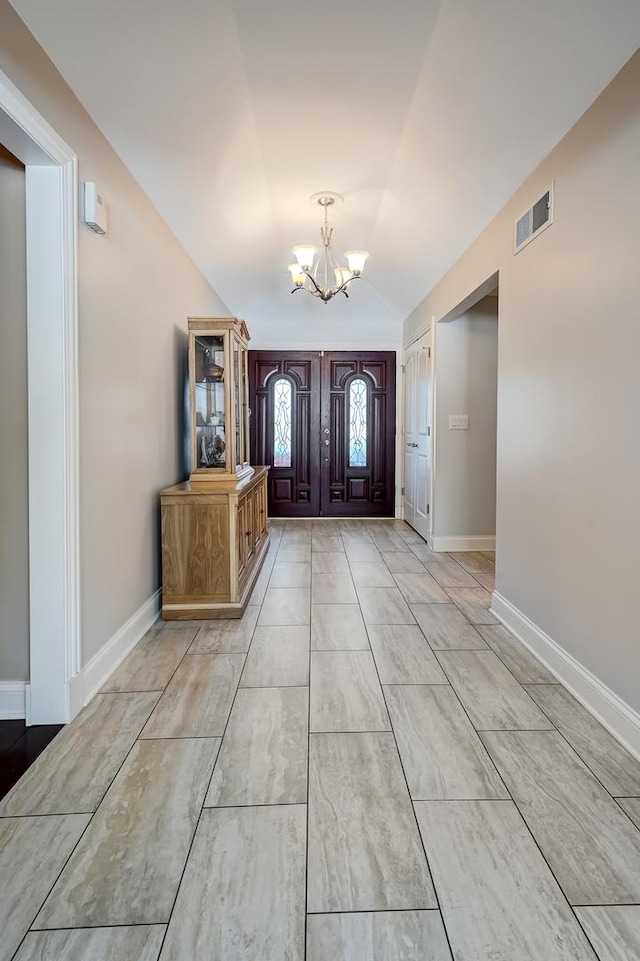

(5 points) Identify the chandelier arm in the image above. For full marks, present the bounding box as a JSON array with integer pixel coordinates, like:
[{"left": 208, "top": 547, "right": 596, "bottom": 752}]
[{"left": 304, "top": 270, "right": 325, "bottom": 297}]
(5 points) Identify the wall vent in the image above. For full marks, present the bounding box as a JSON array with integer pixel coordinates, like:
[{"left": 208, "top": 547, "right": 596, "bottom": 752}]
[{"left": 515, "top": 183, "right": 554, "bottom": 253}]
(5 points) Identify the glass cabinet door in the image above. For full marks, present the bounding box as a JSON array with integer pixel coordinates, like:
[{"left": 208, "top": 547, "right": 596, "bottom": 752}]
[
  {"left": 233, "top": 337, "right": 241, "bottom": 470},
  {"left": 194, "top": 334, "right": 227, "bottom": 469}
]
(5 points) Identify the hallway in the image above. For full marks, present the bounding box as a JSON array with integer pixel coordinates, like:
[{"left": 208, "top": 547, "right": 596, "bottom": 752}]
[{"left": 1, "top": 519, "right": 640, "bottom": 960}]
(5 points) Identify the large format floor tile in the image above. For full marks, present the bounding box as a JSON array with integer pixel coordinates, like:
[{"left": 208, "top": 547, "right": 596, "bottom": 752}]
[
  {"left": 34, "top": 739, "right": 218, "bottom": 928},
  {"left": 357, "top": 587, "right": 416, "bottom": 625},
  {"left": 385, "top": 685, "right": 508, "bottom": 800},
  {"left": 0, "top": 814, "right": 90, "bottom": 961},
  {"left": 311, "top": 551, "right": 350, "bottom": 573},
  {"left": 312, "top": 572, "right": 358, "bottom": 604},
  {"left": 367, "top": 625, "right": 448, "bottom": 684},
  {"left": 618, "top": 797, "right": 640, "bottom": 828},
  {"left": 574, "top": 906, "right": 640, "bottom": 961},
  {"left": 310, "top": 651, "right": 390, "bottom": 732},
  {"left": 269, "top": 561, "right": 311, "bottom": 588},
  {"left": 102, "top": 626, "right": 196, "bottom": 692},
  {"left": 141, "top": 654, "right": 244, "bottom": 738},
  {"left": 381, "top": 551, "right": 426, "bottom": 573},
  {"left": 411, "top": 604, "right": 487, "bottom": 650},
  {"left": 436, "top": 650, "right": 553, "bottom": 730},
  {"left": 524, "top": 684, "right": 640, "bottom": 796},
  {"left": 159, "top": 805, "right": 306, "bottom": 961},
  {"left": 448, "top": 551, "right": 495, "bottom": 574},
  {"left": 206, "top": 687, "right": 308, "bottom": 806},
  {"left": 311, "top": 604, "right": 369, "bottom": 650},
  {"left": 392, "top": 571, "right": 449, "bottom": 604},
  {"left": 477, "top": 624, "right": 557, "bottom": 684},
  {"left": 306, "top": 911, "right": 452, "bottom": 961},
  {"left": 443, "top": 587, "right": 498, "bottom": 624},
  {"left": 0, "top": 692, "right": 159, "bottom": 816},
  {"left": 311, "top": 533, "right": 344, "bottom": 552},
  {"left": 423, "top": 557, "right": 479, "bottom": 589},
  {"left": 14, "top": 926, "right": 166, "bottom": 961},
  {"left": 258, "top": 588, "right": 310, "bottom": 625},
  {"left": 415, "top": 800, "right": 597, "bottom": 961},
  {"left": 349, "top": 560, "right": 396, "bottom": 588},
  {"left": 307, "top": 732, "right": 435, "bottom": 912},
  {"left": 482, "top": 730, "right": 640, "bottom": 904},
  {"left": 188, "top": 607, "right": 259, "bottom": 653},
  {"left": 240, "top": 625, "right": 310, "bottom": 687},
  {"left": 368, "top": 528, "right": 411, "bottom": 552}
]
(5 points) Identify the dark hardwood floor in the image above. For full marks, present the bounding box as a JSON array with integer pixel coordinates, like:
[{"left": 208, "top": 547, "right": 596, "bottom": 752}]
[{"left": 0, "top": 720, "right": 63, "bottom": 800}]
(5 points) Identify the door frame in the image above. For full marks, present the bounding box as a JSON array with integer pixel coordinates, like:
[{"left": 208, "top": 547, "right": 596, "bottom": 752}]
[
  {"left": 0, "top": 68, "right": 80, "bottom": 724},
  {"left": 403, "top": 322, "right": 434, "bottom": 543}
]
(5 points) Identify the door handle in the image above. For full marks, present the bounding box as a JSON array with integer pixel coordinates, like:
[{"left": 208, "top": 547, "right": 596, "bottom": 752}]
[{"left": 407, "top": 442, "right": 418, "bottom": 448}]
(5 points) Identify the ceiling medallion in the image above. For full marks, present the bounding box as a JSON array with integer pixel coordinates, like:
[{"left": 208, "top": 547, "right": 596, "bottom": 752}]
[{"left": 288, "top": 192, "right": 369, "bottom": 303}]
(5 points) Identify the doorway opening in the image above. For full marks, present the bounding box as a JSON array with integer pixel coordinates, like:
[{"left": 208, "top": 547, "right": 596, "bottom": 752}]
[
  {"left": 431, "top": 275, "right": 499, "bottom": 555},
  {"left": 0, "top": 69, "right": 80, "bottom": 725},
  {"left": 249, "top": 351, "right": 396, "bottom": 517}
]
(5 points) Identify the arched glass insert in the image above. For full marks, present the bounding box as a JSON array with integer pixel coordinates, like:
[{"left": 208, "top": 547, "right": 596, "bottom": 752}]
[
  {"left": 273, "top": 378, "right": 292, "bottom": 467},
  {"left": 349, "top": 378, "right": 368, "bottom": 467}
]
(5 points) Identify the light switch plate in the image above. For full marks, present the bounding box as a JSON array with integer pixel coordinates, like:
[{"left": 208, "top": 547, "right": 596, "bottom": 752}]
[{"left": 449, "top": 414, "right": 469, "bottom": 429}]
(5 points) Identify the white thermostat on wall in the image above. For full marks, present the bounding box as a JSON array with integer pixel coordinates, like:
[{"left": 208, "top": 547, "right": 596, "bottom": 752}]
[{"left": 83, "top": 181, "right": 108, "bottom": 235}]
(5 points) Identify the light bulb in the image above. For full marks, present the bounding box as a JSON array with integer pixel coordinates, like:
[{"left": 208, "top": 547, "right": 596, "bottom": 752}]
[
  {"left": 292, "top": 245, "right": 317, "bottom": 270},
  {"left": 288, "top": 263, "right": 307, "bottom": 287},
  {"left": 345, "top": 250, "right": 369, "bottom": 275}
]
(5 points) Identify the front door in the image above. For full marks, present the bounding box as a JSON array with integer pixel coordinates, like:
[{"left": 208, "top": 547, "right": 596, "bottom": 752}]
[{"left": 249, "top": 351, "right": 396, "bottom": 517}]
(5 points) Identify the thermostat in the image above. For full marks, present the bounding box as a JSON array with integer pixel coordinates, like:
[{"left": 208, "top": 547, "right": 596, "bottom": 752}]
[{"left": 83, "top": 182, "right": 108, "bottom": 235}]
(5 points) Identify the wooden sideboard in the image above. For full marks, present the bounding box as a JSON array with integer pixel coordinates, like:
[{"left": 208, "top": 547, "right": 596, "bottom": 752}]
[{"left": 160, "top": 466, "right": 269, "bottom": 619}]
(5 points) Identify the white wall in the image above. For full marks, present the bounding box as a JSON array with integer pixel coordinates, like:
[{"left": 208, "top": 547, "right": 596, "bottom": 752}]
[
  {"left": 0, "top": 1, "right": 230, "bottom": 666},
  {"left": 405, "top": 50, "right": 640, "bottom": 716},
  {"left": 0, "top": 144, "right": 28, "bottom": 681},
  {"left": 434, "top": 297, "right": 497, "bottom": 541}
]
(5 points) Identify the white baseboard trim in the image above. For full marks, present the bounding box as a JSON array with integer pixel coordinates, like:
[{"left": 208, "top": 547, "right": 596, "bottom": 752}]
[
  {"left": 431, "top": 534, "right": 495, "bottom": 552},
  {"left": 491, "top": 591, "right": 640, "bottom": 762},
  {"left": 0, "top": 682, "right": 28, "bottom": 720},
  {"left": 68, "top": 589, "right": 161, "bottom": 718}
]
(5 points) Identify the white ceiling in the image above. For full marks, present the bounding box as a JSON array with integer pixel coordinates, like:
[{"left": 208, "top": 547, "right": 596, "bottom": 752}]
[{"left": 10, "top": 0, "right": 640, "bottom": 345}]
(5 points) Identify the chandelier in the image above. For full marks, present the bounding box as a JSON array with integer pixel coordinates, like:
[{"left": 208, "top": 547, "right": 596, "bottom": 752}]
[{"left": 288, "top": 193, "right": 369, "bottom": 303}]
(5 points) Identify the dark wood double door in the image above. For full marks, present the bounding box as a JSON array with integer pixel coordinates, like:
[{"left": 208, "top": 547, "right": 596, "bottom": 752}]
[{"left": 249, "top": 351, "right": 396, "bottom": 517}]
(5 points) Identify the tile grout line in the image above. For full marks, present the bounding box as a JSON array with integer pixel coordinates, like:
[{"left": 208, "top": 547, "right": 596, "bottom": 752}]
[
  {"left": 153, "top": 530, "right": 271, "bottom": 961},
  {"left": 303, "top": 541, "right": 312, "bottom": 961},
  {"left": 338, "top": 534, "right": 458, "bottom": 948},
  {"left": 359, "top": 551, "right": 458, "bottom": 960}
]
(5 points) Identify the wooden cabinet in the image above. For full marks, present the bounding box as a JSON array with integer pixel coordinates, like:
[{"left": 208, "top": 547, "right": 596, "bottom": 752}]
[
  {"left": 160, "top": 467, "right": 269, "bottom": 619},
  {"left": 160, "top": 316, "right": 269, "bottom": 619}
]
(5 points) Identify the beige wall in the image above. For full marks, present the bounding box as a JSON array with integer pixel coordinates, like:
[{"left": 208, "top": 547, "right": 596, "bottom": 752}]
[
  {"left": 434, "top": 297, "right": 498, "bottom": 539},
  {"left": 405, "top": 51, "right": 640, "bottom": 712},
  {"left": 0, "top": 2, "right": 230, "bottom": 665},
  {"left": 0, "top": 145, "right": 29, "bottom": 681}
]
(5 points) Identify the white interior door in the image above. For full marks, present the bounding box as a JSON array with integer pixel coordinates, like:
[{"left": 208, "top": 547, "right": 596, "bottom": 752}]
[
  {"left": 404, "top": 331, "right": 432, "bottom": 541},
  {"left": 403, "top": 349, "right": 416, "bottom": 528}
]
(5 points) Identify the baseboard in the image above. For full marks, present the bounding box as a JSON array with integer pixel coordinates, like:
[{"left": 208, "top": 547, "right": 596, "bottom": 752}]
[
  {"left": 0, "top": 682, "right": 28, "bottom": 720},
  {"left": 68, "top": 589, "right": 161, "bottom": 718},
  {"left": 431, "top": 534, "right": 496, "bottom": 552},
  {"left": 491, "top": 591, "right": 640, "bottom": 762}
]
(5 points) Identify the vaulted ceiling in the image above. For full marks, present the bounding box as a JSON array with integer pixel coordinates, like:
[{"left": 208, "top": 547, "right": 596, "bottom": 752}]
[{"left": 10, "top": 0, "right": 640, "bottom": 344}]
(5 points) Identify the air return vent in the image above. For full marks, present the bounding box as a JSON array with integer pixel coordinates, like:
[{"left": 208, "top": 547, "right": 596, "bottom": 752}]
[{"left": 515, "top": 183, "right": 554, "bottom": 253}]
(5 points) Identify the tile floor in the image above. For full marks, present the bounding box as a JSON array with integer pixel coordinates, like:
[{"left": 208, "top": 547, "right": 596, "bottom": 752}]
[{"left": 1, "top": 519, "right": 640, "bottom": 960}]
